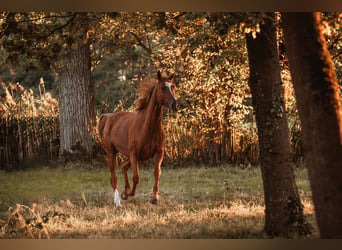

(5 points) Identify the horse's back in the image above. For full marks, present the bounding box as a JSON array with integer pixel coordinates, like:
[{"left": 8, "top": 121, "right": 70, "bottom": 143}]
[{"left": 110, "top": 111, "right": 136, "bottom": 131}]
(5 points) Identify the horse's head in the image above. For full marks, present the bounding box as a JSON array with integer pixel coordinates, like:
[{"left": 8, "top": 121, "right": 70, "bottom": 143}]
[{"left": 156, "top": 70, "right": 179, "bottom": 112}]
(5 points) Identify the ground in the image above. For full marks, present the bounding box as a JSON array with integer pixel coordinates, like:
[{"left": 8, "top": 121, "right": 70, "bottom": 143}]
[{"left": 0, "top": 163, "right": 318, "bottom": 238}]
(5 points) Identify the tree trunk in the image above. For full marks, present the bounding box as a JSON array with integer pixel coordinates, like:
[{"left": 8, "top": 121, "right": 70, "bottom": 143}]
[
  {"left": 246, "top": 13, "right": 311, "bottom": 236},
  {"left": 282, "top": 12, "right": 342, "bottom": 238},
  {"left": 58, "top": 15, "right": 95, "bottom": 158}
]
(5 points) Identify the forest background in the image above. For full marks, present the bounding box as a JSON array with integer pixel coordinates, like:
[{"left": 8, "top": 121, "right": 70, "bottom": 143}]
[{"left": 1, "top": 12, "right": 341, "bottom": 169}]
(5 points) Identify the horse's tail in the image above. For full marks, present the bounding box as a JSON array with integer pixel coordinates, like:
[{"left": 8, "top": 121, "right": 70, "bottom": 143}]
[{"left": 98, "top": 113, "right": 112, "bottom": 140}]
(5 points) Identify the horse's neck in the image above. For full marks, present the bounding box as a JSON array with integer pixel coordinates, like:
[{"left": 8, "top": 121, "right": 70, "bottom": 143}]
[{"left": 141, "top": 91, "right": 163, "bottom": 133}]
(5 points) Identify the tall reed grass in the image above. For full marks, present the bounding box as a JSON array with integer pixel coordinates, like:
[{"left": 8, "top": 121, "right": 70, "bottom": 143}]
[
  {"left": 163, "top": 111, "right": 259, "bottom": 166},
  {"left": 0, "top": 79, "right": 59, "bottom": 169}
]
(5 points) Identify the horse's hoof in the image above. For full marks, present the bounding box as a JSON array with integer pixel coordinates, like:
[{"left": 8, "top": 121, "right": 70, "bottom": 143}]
[
  {"left": 150, "top": 198, "right": 158, "bottom": 205},
  {"left": 121, "top": 192, "right": 128, "bottom": 200}
]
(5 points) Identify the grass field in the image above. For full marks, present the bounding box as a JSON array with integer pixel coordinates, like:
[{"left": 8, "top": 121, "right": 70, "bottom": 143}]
[{"left": 0, "top": 163, "right": 318, "bottom": 238}]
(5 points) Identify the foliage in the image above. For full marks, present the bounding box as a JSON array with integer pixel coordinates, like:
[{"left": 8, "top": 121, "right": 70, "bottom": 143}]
[
  {"left": 1, "top": 13, "right": 100, "bottom": 70},
  {"left": 161, "top": 17, "right": 253, "bottom": 163}
]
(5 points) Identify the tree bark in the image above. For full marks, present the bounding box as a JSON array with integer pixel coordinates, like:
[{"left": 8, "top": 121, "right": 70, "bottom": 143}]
[
  {"left": 58, "top": 14, "right": 96, "bottom": 158},
  {"left": 246, "top": 13, "right": 311, "bottom": 236},
  {"left": 282, "top": 12, "right": 342, "bottom": 238}
]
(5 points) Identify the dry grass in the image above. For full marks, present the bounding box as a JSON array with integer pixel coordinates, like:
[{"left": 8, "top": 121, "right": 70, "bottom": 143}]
[{"left": 0, "top": 164, "right": 317, "bottom": 239}]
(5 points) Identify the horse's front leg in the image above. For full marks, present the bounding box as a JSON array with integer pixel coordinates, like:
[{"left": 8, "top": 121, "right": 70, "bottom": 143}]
[
  {"left": 128, "top": 153, "right": 140, "bottom": 196},
  {"left": 121, "top": 159, "right": 131, "bottom": 200},
  {"left": 151, "top": 149, "right": 164, "bottom": 204}
]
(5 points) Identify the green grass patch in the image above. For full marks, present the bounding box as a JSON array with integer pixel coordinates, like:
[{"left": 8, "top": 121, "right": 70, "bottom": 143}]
[
  {"left": 0, "top": 167, "right": 110, "bottom": 211},
  {"left": 0, "top": 164, "right": 317, "bottom": 239}
]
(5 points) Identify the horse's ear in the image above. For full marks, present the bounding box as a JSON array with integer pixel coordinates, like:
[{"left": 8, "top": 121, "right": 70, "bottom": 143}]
[
  {"left": 168, "top": 73, "right": 175, "bottom": 82},
  {"left": 157, "top": 70, "right": 162, "bottom": 80}
]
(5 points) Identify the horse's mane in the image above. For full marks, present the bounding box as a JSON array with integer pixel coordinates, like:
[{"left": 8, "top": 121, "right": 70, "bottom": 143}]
[{"left": 134, "top": 79, "right": 158, "bottom": 111}]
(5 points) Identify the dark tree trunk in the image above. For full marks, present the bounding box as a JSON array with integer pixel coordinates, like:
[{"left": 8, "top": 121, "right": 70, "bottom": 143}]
[
  {"left": 58, "top": 14, "right": 96, "bottom": 158},
  {"left": 246, "top": 13, "right": 311, "bottom": 236},
  {"left": 282, "top": 12, "right": 342, "bottom": 238}
]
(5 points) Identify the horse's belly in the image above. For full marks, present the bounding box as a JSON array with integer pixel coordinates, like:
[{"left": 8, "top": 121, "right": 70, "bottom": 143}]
[
  {"left": 138, "top": 145, "right": 157, "bottom": 161},
  {"left": 110, "top": 112, "right": 134, "bottom": 156}
]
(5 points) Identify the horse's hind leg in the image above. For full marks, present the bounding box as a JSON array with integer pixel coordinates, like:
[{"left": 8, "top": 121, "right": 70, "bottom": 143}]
[
  {"left": 107, "top": 150, "right": 121, "bottom": 207},
  {"left": 120, "top": 159, "right": 131, "bottom": 200},
  {"left": 128, "top": 153, "right": 140, "bottom": 197}
]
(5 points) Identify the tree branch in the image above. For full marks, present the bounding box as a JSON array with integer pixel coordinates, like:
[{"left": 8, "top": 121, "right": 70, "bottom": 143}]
[
  {"left": 173, "top": 12, "right": 187, "bottom": 19},
  {"left": 18, "top": 13, "right": 78, "bottom": 24},
  {"left": 127, "top": 31, "right": 152, "bottom": 55},
  {"left": 38, "top": 13, "right": 78, "bottom": 41},
  {"left": 332, "top": 50, "right": 342, "bottom": 60},
  {"left": 324, "top": 12, "right": 342, "bottom": 25}
]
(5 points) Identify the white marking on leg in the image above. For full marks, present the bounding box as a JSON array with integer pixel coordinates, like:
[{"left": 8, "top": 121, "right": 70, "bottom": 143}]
[{"left": 114, "top": 189, "right": 122, "bottom": 207}]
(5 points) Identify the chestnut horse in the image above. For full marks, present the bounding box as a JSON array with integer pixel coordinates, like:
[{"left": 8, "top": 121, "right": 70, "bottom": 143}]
[{"left": 98, "top": 71, "right": 178, "bottom": 207}]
